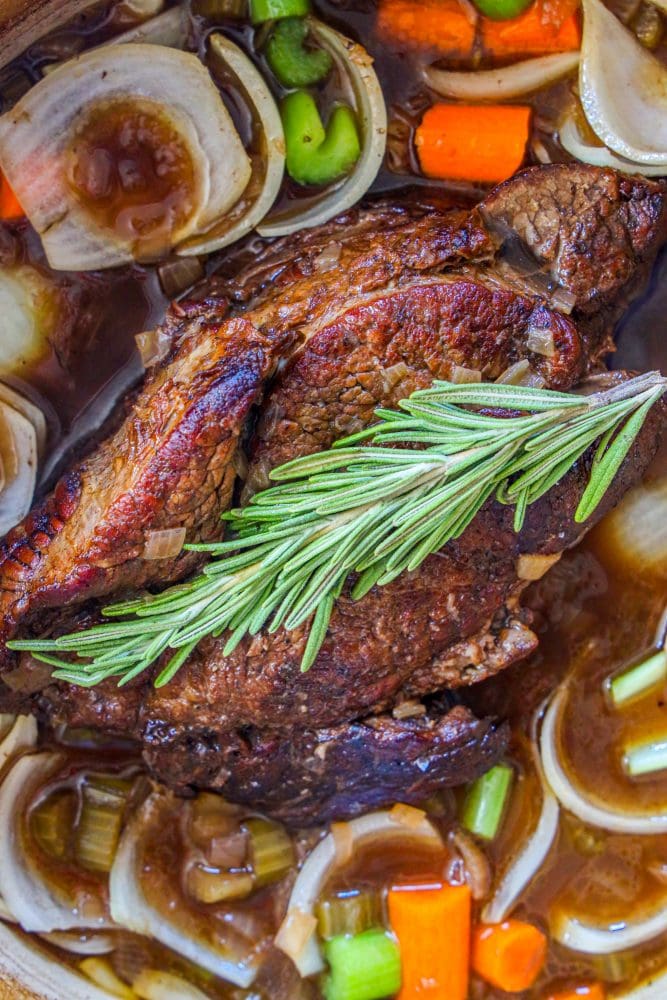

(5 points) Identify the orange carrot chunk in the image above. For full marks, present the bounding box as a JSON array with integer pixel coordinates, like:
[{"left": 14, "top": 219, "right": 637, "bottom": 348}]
[
  {"left": 387, "top": 882, "right": 472, "bottom": 1000},
  {"left": 415, "top": 103, "right": 532, "bottom": 185},
  {"left": 0, "top": 172, "right": 24, "bottom": 221},
  {"left": 545, "top": 985, "right": 606, "bottom": 1000},
  {"left": 377, "top": 0, "right": 477, "bottom": 58},
  {"left": 482, "top": 1, "right": 581, "bottom": 58},
  {"left": 472, "top": 919, "right": 547, "bottom": 992}
]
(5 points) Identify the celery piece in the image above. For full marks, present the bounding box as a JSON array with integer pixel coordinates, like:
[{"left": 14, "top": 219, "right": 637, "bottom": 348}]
[
  {"left": 31, "top": 790, "right": 76, "bottom": 860},
  {"left": 250, "top": 0, "right": 309, "bottom": 24},
  {"left": 317, "top": 890, "right": 383, "bottom": 940},
  {"left": 282, "top": 90, "right": 361, "bottom": 187},
  {"left": 624, "top": 737, "right": 667, "bottom": 777},
  {"left": 461, "top": 763, "right": 513, "bottom": 841},
  {"left": 245, "top": 817, "right": 294, "bottom": 886},
  {"left": 323, "top": 930, "right": 402, "bottom": 1000},
  {"left": 609, "top": 648, "right": 667, "bottom": 708},
  {"left": 75, "top": 778, "right": 130, "bottom": 874},
  {"left": 266, "top": 18, "right": 332, "bottom": 88}
]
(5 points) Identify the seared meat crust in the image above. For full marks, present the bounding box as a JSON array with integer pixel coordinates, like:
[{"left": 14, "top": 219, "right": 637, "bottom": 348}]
[
  {"left": 142, "top": 703, "right": 510, "bottom": 826},
  {"left": 0, "top": 319, "right": 275, "bottom": 665}
]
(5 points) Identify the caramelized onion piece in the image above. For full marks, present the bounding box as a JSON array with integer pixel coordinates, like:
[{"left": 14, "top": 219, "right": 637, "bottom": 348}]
[
  {"left": 580, "top": 0, "right": 667, "bottom": 166},
  {"left": 178, "top": 33, "right": 286, "bottom": 256},
  {"left": 276, "top": 808, "right": 443, "bottom": 977},
  {"left": 0, "top": 45, "right": 251, "bottom": 270},
  {"left": 258, "top": 18, "right": 387, "bottom": 238},
  {"left": 425, "top": 52, "right": 579, "bottom": 101},
  {"left": 143, "top": 527, "right": 186, "bottom": 561}
]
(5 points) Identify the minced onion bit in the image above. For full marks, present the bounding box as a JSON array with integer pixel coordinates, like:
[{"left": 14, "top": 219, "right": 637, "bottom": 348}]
[
  {"left": 143, "top": 527, "right": 187, "bottom": 561},
  {"left": 579, "top": 0, "right": 667, "bottom": 167},
  {"left": 275, "top": 808, "right": 443, "bottom": 977},
  {"left": 0, "top": 44, "right": 252, "bottom": 270},
  {"left": 258, "top": 18, "right": 387, "bottom": 238},
  {"left": 541, "top": 686, "right": 667, "bottom": 834}
]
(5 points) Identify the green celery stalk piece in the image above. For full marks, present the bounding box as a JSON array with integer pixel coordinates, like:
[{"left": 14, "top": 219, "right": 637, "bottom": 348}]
[
  {"left": 461, "top": 763, "right": 513, "bottom": 841},
  {"left": 282, "top": 90, "right": 361, "bottom": 187},
  {"left": 323, "top": 930, "right": 401, "bottom": 1000},
  {"left": 610, "top": 649, "right": 667, "bottom": 708},
  {"left": 250, "top": 0, "right": 309, "bottom": 23}
]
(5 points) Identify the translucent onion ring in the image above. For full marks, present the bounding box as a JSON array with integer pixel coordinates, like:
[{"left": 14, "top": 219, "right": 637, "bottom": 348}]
[{"left": 540, "top": 686, "right": 667, "bottom": 834}]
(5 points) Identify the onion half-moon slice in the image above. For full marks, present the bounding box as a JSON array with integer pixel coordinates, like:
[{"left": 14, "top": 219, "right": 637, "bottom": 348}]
[
  {"left": 0, "top": 44, "right": 251, "bottom": 270},
  {"left": 177, "top": 33, "right": 285, "bottom": 255},
  {"left": 0, "top": 751, "right": 115, "bottom": 932},
  {"left": 0, "top": 383, "right": 47, "bottom": 460},
  {"left": 580, "top": 0, "right": 667, "bottom": 166},
  {"left": 275, "top": 808, "right": 443, "bottom": 977},
  {"left": 552, "top": 899, "right": 667, "bottom": 954},
  {"left": 425, "top": 52, "right": 579, "bottom": 102},
  {"left": 110, "top": 792, "right": 258, "bottom": 988},
  {"left": 258, "top": 18, "right": 387, "bottom": 238},
  {"left": 541, "top": 686, "right": 667, "bottom": 833},
  {"left": 559, "top": 114, "right": 667, "bottom": 177},
  {"left": 0, "top": 399, "right": 38, "bottom": 538}
]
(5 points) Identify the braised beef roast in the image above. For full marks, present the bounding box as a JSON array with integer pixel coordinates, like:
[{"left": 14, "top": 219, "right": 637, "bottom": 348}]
[{"left": 1, "top": 165, "right": 666, "bottom": 825}]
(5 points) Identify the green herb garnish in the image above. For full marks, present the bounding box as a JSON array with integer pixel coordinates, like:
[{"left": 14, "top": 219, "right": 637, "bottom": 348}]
[{"left": 10, "top": 373, "right": 666, "bottom": 688}]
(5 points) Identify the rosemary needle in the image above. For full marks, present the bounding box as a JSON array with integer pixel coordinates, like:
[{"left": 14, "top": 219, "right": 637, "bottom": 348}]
[{"left": 10, "top": 373, "right": 666, "bottom": 687}]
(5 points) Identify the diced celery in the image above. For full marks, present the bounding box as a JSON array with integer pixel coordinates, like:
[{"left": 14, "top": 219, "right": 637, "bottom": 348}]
[
  {"left": 245, "top": 817, "right": 294, "bottom": 886},
  {"left": 75, "top": 777, "right": 131, "bottom": 873},
  {"left": 461, "top": 764, "right": 513, "bottom": 841},
  {"left": 609, "top": 649, "right": 667, "bottom": 708},
  {"left": 323, "top": 930, "right": 402, "bottom": 1000},
  {"left": 317, "top": 890, "right": 382, "bottom": 940}
]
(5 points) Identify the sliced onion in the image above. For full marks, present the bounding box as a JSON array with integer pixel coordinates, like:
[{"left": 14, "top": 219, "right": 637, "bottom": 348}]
[
  {"left": 0, "top": 752, "right": 114, "bottom": 932},
  {"left": 40, "top": 930, "right": 115, "bottom": 955},
  {"left": 425, "top": 52, "right": 579, "bottom": 101},
  {"left": 109, "top": 7, "right": 188, "bottom": 47},
  {"left": 559, "top": 114, "right": 667, "bottom": 176},
  {"left": 258, "top": 18, "right": 387, "bottom": 238},
  {"left": 0, "top": 715, "right": 38, "bottom": 772},
  {"left": 275, "top": 808, "right": 443, "bottom": 977},
  {"left": 110, "top": 792, "right": 258, "bottom": 988},
  {"left": 483, "top": 749, "right": 559, "bottom": 923},
  {"left": 517, "top": 553, "right": 561, "bottom": 581},
  {"left": 0, "top": 267, "right": 58, "bottom": 375},
  {"left": 579, "top": 0, "right": 667, "bottom": 166},
  {"left": 0, "top": 382, "right": 47, "bottom": 460},
  {"left": 0, "top": 920, "right": 115, "bottom": 1000},
  {"left": 552, "top": 899, "right": 667, "bottom": 954},
  {"left": 0, "top": 400, "right": 38, "bottom": 538},
  {"left": 143, "top": 527, "right": 186, "bottom": 561},
  {"left": 594, "top": 475, "right": 667, "bottom": 581},
  {"left": 618, "top": 967, "right": 667, "bottom": 998},
  {"left": 0, "top": 45, "right": 251, "bottom": 270},
  {"left": 178, "top": 33, "right": 285, "bottom": 256},
  {"left": 541, "top": 686, "right": 667, "bottom": 833}
]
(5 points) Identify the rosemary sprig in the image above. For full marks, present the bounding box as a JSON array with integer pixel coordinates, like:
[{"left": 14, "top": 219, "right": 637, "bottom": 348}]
[{"left": 10, "top": 372, "right": 666, "bottom": 687}]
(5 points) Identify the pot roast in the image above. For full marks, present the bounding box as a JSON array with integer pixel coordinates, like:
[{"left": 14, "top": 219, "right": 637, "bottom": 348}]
[{"left": 0, "top": 164, "right": 666, "bottom": 825}]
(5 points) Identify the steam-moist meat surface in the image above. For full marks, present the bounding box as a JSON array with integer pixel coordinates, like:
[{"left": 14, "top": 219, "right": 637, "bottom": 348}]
[{"left": 2, "top": 164, "right": 667, "bottom": 823}]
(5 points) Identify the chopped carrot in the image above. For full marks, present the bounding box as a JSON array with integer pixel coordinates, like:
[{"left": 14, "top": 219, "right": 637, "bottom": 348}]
[
  {"left": 482, "top": 0, "right": 581, "bottom": 58},
  {"left": 377, "top": 0, "right": 477, "bottom": 58},
  {"left": 415, "top": 103, "right": 532, "bottom": 185},
  {"left": 0, "top": 172, "right": 24, "bottom": 221},
  {"left": 472, "top": 919, "right": 547, "bottom": 992},
  {"left": 545, "top": 985, "right": 606, "bottom": 1000},
  {"left": 388, "top": 881, "right": 471, "bottom": 1000}
]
